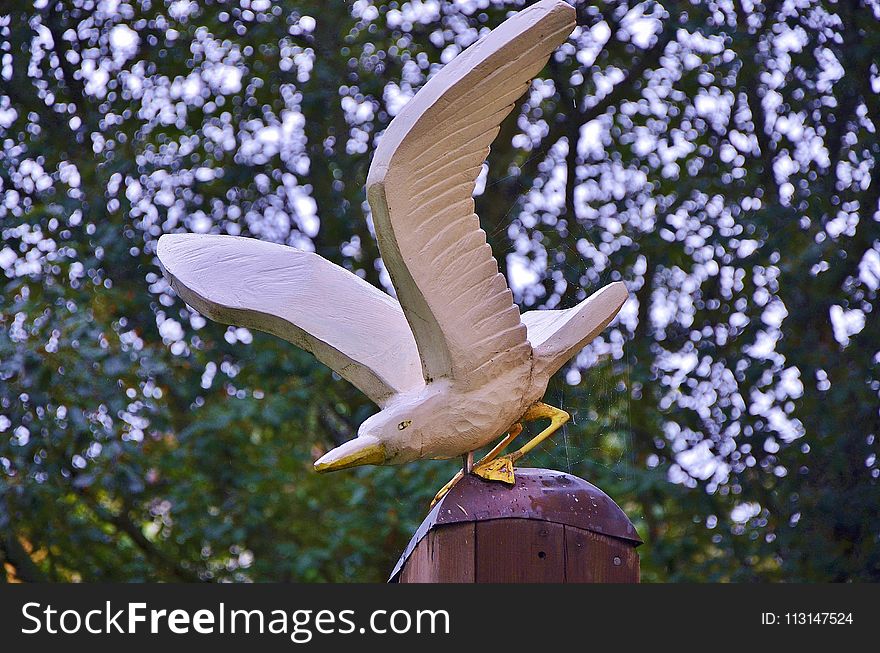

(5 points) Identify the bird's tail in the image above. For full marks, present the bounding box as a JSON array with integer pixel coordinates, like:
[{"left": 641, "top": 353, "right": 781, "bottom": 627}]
[{"left": 521, "top": 282, "right": 628, "bottom": 381}]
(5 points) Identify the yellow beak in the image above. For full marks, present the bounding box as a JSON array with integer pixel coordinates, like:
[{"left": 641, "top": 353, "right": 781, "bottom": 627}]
[{"left": 314, "top": 436, "right": 386, "bottom": 473}]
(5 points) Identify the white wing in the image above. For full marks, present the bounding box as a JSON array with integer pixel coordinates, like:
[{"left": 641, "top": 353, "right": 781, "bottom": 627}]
[
  {"left": 366, "top": 0, "right": 576, "bottom": 387},
  {"left": 522, "top": 282, "right": 628, "bottom": 379},
  {"left": 157, "top": 234, "right": 424, "bottom": 407}
]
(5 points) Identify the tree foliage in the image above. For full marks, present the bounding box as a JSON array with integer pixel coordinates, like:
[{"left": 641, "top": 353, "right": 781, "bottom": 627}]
[{"left": 1, "top": 0, "right": 878, "bottom": 582}]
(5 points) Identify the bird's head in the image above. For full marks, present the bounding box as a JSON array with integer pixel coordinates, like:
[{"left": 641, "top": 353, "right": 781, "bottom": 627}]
[{"left": 313, "top": 387, "right": 442, "bottom": 473}]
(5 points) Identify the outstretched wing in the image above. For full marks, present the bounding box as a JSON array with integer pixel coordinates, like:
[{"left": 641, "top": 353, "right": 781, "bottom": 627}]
[
  {"left": 366, "top": 0, "right": 576, "bottom": 387},
  {"left": 156, "top": 234, "right": 424, "bottom": 407},
  {"left": 521, "top": 282, "right": 628, "bottom": 379}
]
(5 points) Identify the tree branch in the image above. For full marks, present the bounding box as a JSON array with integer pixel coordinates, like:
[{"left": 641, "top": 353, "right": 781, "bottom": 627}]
[
  {"left": 77, "top": 490, "right": 204, "bottom": 582},
  {"left": 43, "top": 4, "right": 93, "bottom": 137},
  {"left": 733, "top": 2, "right": 780, "bottom": 207},
  {"left": 519, "top": 20, "right": 675, "bottom": 186}
]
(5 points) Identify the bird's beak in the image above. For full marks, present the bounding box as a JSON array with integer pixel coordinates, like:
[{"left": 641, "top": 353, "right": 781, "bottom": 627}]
[{"left": 314, "top": 436, "right": 386, "bottom": 473}]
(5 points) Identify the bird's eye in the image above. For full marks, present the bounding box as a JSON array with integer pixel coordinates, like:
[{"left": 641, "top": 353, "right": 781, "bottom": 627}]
[{"left": 397, "top": 420, "right": 412, "bottom": 431}]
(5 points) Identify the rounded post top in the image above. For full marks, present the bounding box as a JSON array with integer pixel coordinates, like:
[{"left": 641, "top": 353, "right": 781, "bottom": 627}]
[{"left": 390, "top": 468, "right": 641, "bottom": 582}]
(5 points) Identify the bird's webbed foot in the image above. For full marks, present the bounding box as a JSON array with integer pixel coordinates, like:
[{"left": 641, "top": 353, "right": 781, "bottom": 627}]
[{"left": 472, "top": 452, "right": 519, "bottom": 485}]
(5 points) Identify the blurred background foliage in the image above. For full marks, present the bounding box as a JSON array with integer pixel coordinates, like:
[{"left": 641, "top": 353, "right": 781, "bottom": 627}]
[{"left": 1, "top": 0, "right": 878, "bottom": 582}]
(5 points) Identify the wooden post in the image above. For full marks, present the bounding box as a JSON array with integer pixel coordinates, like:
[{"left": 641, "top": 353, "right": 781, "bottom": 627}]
[{"left": 390, "top": 468, "right": 641, "bottom": 583}]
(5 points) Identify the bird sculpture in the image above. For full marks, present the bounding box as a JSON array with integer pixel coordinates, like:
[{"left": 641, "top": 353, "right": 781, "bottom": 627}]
[{"left": 156, "top": 0, "right": 628, "bottom": 506}]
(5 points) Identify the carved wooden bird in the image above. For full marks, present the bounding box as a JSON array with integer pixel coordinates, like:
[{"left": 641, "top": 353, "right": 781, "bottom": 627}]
[{"left": 157, "top": 0, "right": 627, "bottom": 504}]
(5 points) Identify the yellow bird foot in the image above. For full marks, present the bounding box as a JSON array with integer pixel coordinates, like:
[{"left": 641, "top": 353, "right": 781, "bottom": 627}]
[
  {"left": 472, "top": 453, "right": 520, "bottom": 485},
  {"left": 429, "top": 403, "right": 568, "bottom": 504},
  {"left": 430, "top": 469, "right": 463, "bottom": 508}
]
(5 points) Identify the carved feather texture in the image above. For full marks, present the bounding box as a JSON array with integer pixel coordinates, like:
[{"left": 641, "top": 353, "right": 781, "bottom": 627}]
[
  {"left": 367, "top": 0, "right": 576, "bottom": 388},
  {"left": 157, "top": 234, "right": 424, "bottom": 406},
  {"left": 521, "top": 281, "right": 629, "bottom": 379}
]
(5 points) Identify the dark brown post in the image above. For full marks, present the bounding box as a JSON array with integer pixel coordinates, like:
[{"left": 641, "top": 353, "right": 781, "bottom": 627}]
[{"left": 390, "top": 468, "right": 641, "bottom": 583}]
